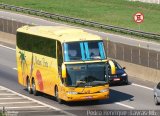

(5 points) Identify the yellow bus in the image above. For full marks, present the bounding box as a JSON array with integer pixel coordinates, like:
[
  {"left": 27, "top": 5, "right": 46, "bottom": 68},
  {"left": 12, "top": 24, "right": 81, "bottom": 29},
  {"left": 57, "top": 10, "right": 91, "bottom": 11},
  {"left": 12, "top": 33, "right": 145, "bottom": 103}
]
[{"left": 16, "top": 26, "right": 114, "bottom": 103}]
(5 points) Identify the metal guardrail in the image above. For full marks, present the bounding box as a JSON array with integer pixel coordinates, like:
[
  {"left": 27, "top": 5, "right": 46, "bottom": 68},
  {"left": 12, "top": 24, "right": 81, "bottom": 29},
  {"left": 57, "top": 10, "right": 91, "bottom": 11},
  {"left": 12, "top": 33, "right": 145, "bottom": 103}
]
[
  {"left": 129, "top": 0, "right": 160, "bottom": 4},
  {"left": 0, "top": 3, "right": 160, "bottom": 39}
]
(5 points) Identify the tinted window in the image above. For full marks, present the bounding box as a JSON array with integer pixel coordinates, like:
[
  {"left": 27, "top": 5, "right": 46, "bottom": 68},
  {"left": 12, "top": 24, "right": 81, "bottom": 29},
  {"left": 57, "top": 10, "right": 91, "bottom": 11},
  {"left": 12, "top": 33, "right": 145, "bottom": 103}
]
[
  {"left": 114, "top": 61, "right": 122, "bottom": 70},
  {"left": 17, "top": 32, "right": 56, "bottom": 58},
  {"left": 66, "top": 63, "right": 107, "bottom": 87},
  {"left": 64, "top": 41, "right": 106, "bottom": 62},
  {"left": 17, "top": 32, "right": 32, "bottom": 51},
  {"left": 68, "top": 43, "right": 82, "bottom": 61},
  {"left": 57, "top": 41, "right": 63, "bottom": 67},
  {"left": 88, "top": 42, "right": 100, "bottom": 58}
]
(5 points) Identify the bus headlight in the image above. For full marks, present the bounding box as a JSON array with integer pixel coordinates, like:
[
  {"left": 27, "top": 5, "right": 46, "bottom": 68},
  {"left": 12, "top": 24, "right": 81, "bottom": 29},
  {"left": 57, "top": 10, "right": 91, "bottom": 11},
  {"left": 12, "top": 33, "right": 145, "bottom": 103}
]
[
  {"left": 67, "top": 91, "right": 78, "bottom": 95},
  {"left": 100, "top": 88, "right": 109, "bottom": 93}
]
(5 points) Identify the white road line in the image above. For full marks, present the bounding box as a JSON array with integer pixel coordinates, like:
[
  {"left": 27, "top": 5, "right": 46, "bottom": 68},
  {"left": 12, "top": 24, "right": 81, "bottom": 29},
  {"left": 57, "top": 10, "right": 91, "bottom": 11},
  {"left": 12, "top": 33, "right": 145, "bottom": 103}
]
[
  {"left": 0, "top": 86, "right": 60, "bottom": 110},
  {"left": 4, "top": 106, "right": 46, "bottom": 109},
  {"left": 0, "top": 44, "right": 16, "bottom": 51},
  {"left": 0, "top": 98, "right": 24, "bottom": 100},
  {"left": 115, "top": 102, "right": 135, "bottom": 109},
  {"left": 0, "top": 86, "right": 76, "bottom": 116},
  {"left": 0, "top": 93, "right": 15, "bottom": 95},
  {"left": 12, "top": 68, "right": 17, "bottom": 70},
  {"left": 0, "top": 101, "right": 34, "bottom": 105},
  {"left": 132, "top": 83, "right": 154, "bottom": 91}
]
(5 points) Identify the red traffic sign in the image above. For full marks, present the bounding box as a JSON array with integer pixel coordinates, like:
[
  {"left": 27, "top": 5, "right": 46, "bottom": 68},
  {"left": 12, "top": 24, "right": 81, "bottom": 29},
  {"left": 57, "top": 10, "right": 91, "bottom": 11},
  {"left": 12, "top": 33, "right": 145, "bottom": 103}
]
[{"left": 133, "top": 12, "right": 144, "bottom": 24}]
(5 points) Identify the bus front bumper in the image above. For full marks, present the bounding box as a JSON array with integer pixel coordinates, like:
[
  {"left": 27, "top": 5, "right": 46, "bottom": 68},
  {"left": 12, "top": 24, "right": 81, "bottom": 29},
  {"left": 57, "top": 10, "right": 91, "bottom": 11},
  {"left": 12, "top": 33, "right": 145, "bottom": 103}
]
[{"left": 63, "top": 91, "right": 109, "bottom": 102}]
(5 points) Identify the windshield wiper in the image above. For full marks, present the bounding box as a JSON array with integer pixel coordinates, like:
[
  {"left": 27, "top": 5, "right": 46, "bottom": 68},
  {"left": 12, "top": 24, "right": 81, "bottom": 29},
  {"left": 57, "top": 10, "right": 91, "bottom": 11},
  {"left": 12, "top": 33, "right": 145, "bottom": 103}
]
[
  {"left": 90, "top": 56, "right": 101, "bottom": 59},
  {"left": 75, "top": 81, "right": 87, "bottom": 87},
  {"left": 74, "top": 81, "right": 106, "bottom": 87},
  {"left": 88, "top": 81, "right": 107, "bottom": 86}
]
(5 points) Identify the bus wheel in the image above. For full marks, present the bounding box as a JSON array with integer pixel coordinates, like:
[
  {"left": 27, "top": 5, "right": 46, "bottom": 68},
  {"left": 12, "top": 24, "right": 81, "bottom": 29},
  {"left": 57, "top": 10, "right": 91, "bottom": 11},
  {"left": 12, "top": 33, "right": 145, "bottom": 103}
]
[
  {"left": 27, "top": 78, "right": 32, "bottom": 94},
  {"left": 32, "top": 79, "right": 38, "bottom": 96},
  {"left": 55, "top": 86, "right": 63, "bottom": 104}
]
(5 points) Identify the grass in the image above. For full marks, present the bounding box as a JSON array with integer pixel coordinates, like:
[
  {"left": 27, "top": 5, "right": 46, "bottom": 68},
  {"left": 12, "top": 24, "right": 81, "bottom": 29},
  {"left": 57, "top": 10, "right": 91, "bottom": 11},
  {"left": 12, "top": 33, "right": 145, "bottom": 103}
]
[
  {"left": 0, "top": 0, "right": 160, "bottom": 34},
  {"left": 0, "top": 112, "right": 5, "bottom": 116}
]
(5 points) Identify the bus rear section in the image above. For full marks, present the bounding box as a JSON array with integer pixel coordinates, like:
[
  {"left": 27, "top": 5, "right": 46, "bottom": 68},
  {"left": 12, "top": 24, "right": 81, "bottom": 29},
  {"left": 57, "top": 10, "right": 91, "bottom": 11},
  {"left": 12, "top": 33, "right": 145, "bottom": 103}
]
[{"left": 16, "top": 26, "right": 112, "bottom": 103}]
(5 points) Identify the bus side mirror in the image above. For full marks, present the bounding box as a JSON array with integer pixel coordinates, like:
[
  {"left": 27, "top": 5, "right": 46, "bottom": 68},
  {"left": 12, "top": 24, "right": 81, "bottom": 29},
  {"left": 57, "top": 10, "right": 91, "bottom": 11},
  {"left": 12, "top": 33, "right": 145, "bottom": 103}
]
[
  {"left": 108, "top": 60, "right": 116, "bottom": 75},
  {"left": 62, "top": 63, "right": 67, "bottom": 79}
]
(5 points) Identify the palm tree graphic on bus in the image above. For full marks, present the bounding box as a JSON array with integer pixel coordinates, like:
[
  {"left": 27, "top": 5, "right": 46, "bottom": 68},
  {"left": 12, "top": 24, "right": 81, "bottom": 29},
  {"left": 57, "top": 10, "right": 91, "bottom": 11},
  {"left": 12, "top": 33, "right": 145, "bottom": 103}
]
[{"left": 19, "top": 51, "right": 27, "bottom": 76}]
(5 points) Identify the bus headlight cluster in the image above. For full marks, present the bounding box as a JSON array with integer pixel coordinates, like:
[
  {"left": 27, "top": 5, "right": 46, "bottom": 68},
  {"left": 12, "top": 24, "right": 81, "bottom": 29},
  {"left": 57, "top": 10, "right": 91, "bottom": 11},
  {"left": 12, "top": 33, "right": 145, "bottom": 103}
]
[
  {"left": 67, "top": 91, "right": 78, "bottom": 95},
  {"left": 100, "top": 88, "right": 109, "bottom": 93}
]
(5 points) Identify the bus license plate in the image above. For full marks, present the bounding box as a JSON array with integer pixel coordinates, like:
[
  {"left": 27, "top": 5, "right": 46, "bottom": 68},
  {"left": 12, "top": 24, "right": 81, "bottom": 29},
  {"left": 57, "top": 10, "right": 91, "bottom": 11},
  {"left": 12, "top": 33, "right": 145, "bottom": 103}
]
[{"left": 85, "top": 96, "right": 93, "bottom": 99}]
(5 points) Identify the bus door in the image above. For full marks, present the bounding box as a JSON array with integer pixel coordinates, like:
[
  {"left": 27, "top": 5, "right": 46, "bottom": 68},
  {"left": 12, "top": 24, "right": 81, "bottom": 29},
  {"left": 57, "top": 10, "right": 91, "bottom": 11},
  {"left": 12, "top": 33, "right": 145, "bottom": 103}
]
[{"left": 56, "top": 41, "right": 64, "bottom": 96}]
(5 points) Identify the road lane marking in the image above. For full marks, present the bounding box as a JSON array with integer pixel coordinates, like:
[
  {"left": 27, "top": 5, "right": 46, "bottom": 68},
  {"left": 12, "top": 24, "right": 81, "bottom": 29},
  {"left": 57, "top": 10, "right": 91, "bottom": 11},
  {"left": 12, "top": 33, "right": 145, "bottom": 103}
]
[
  {"left": 4, "top": 106, "right": 46, "bottom": 109},
  {"left": 0, "top": 93, "right": 15, "bottom": 95},
  {"left": 0, "top": 101, "right": 34, "bottom": 105},
  {"left": 0, "top": 86, "right": 76, "bottom": 116},
  {"left": 115, "top": 102, "right": 135, "bottom": 109},
  {"left": 0, "top": 98, "right": 24, "bottom": 100},
  {"left": 132, "top": 83, "right": 153, "bottom": 91},
  {"left": 0, "top": 44, "right": 16, "bottom": 51},
  {"left": 0, "top": 86, "right": 60, "bottom": 110}
]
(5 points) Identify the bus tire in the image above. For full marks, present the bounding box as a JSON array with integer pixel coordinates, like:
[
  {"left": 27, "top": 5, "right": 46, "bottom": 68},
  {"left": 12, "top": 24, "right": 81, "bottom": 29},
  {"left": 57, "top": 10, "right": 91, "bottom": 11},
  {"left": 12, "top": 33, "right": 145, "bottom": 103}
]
[
  {"left": 32, "top": 78, "right": 39, "bottom": 96},
  {"left": 55, "top": 86, "right": 63, "bottom": 104},
  {"left": 26, "top": 78, "right": 32, "bottom": 94}
]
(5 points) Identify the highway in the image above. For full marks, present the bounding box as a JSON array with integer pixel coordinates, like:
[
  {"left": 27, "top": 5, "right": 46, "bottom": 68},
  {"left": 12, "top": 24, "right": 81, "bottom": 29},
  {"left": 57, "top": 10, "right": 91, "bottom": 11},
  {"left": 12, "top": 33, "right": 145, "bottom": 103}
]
[
  {"left": 0, "top": 10, "right": 160, "bottom": 115},
  {"left": 0, "top": 43, "right": 159, "bottom": 115}
]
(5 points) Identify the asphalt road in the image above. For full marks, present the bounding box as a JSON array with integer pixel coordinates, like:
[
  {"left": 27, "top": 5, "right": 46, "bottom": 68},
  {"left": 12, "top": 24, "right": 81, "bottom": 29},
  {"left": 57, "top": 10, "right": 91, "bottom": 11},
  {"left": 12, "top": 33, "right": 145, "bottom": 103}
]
[{"left": 0, "top": 43, "right": 159, "bottom": 116}]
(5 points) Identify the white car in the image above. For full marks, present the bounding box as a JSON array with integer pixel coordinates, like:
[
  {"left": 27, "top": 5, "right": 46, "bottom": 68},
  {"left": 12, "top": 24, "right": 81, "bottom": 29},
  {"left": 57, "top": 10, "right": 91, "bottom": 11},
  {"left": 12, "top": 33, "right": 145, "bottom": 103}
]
[{"left": 154, "top": 82, "right": 160, "bottom": 105}]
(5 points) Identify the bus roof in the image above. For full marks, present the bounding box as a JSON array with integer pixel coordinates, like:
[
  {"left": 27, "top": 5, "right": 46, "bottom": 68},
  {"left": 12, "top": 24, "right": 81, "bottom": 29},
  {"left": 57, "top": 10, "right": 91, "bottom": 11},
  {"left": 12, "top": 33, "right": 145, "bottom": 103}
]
[{"left": 17, "top": 26, "right": 102, "bottom": 43}]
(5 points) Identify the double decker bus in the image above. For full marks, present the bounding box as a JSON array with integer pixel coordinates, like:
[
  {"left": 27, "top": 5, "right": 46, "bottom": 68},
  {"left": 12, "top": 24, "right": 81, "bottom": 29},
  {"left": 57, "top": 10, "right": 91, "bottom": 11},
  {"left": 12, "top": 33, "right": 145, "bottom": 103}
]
[{"left": 16, "top": 26, "right": 115, "bottom": 103}]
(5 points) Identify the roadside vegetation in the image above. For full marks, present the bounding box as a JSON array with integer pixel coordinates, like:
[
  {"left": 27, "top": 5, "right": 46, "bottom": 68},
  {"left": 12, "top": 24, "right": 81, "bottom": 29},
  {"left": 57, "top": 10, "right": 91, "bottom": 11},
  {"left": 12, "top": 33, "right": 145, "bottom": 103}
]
[
  {"left": 0, "top": 112, "right": 5, "bottom": 116},
  {"left": 0, "top": 0, "right": 160, "bottom": 34}
]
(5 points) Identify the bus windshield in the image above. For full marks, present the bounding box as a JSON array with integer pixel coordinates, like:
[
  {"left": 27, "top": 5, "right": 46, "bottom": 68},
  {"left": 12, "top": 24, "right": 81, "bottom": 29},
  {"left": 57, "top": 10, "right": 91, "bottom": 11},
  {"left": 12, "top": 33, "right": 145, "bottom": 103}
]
[
  {"left": 64, "top": 41, "right": 106, "bottom": 62},
  {"left": 65, "top": 63, "right": 108, "bottom": 87}
]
